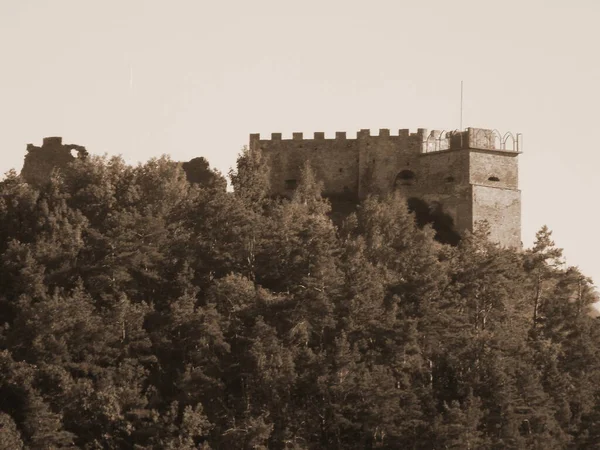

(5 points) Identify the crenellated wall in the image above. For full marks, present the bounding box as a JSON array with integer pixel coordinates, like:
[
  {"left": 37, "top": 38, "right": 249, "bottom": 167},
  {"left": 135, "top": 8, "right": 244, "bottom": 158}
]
[
  {"left": 355, "top": 128, "right": 426, "bottom": 198},
  {"left": 251, "top": 127, "right": 522, "bottom": 248},
  {"left": 250, "top": 131, "right": 361, "bottom": 198}
]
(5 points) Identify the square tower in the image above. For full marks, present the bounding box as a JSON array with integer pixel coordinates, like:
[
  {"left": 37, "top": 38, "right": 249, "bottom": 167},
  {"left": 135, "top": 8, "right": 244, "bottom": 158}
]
[
  {"left": 466, "top": 128, "right": 521, "bottom": 247},
  {"left": 416, "top": 128, "right": 521, "bottom": 248}
]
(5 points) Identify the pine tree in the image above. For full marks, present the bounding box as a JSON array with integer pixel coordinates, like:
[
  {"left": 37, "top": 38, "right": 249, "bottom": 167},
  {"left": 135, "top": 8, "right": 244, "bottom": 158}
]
[{"left": 0, "top": 412, "right": 24, "bottom": 450}]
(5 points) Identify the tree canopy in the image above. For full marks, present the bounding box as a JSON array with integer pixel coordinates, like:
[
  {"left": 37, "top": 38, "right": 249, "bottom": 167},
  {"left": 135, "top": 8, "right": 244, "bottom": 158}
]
[{"left": 0, "top": 150, "right": 598, "bottom": 449}]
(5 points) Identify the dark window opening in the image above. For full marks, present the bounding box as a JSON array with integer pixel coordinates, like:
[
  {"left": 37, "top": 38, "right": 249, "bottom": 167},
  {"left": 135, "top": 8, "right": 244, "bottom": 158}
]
[
  {"left": 395, "top": 170, "right": 416, "bottom": 187},
  {"left": 339, "top": 168, "right": 343, "bottom": 173},
  {"left": 488, "top": 176, "right": 500, "bottom": 182},
  {"left": 398, "top": 170, "right": 415, "bottom": 180},
  {"left": 285, "top": 179, "right": 298, "bottom": 190},
  {"left": 445, "top": 176, "right": 455, "bottom": 182}
]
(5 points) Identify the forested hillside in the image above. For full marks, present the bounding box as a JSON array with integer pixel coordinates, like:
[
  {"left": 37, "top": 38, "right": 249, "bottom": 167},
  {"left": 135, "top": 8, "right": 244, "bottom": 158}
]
[{"left": 1, "top": 148, "right": 599, "bottom": 449}]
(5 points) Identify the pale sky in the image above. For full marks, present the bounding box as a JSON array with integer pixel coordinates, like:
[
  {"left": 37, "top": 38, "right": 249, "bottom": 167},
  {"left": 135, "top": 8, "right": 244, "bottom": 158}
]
[{"left": 1, "top": 0, "right": 599, "bottom": 286}]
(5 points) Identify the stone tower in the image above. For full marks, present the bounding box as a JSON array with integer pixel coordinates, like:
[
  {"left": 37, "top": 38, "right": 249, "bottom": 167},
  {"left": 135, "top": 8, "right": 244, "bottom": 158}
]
[{"left": 249, "top": 127, "right": 522, "bottom": 248}]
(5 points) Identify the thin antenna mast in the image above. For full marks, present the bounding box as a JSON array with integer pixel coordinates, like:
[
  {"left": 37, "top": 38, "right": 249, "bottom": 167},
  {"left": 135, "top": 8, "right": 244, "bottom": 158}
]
[{"left": 460, "top": 80, "right": 464, "bottom": 130}]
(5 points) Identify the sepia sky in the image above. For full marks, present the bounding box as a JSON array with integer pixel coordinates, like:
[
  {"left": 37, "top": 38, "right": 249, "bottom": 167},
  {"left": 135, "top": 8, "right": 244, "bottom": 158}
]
[{"left": 1, "top": 0, "right": 599, "bottom": 286}]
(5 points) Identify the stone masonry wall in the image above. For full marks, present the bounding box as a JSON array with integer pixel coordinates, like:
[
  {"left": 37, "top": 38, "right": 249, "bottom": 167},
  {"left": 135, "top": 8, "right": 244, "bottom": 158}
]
[
  {"left": 19, "top": 128, "right": 522, "bottom": 248},
  {"left": 472, "top": 185, "right": 521, "bottom": 247},
  {"left": 21, "top": 137, "right": 88, "bottom": 186},
  {"left": 418, "top": 150, "right": 472, "bottom": 234},
  {"left": 469, "top": 150, "right": 519, "bottom": 189},
  {"left": 356, "top": 129, "right": 425, "bottom": 198},
  {"left": 17, "top": 129, "right": 519, "bottom": 247},
  {"left": 250, "top": 129, "right": 430, "bottom": 199},
  {"left": 250, "top": 133, "right": 360, "bottom": 198},
  {"left": 251, "top": 126, "right": 522, "bottom": 248}
]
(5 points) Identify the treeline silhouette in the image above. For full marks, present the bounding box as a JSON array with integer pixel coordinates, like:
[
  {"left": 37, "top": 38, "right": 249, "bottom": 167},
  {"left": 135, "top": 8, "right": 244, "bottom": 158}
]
[{"left": 0, "top": 147, "right": 599, "bottom": 449}]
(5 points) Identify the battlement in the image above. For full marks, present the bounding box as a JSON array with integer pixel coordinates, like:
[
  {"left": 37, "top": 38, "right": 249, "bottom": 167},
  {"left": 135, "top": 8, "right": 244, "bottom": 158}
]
[
  {"left": 250, "top": 128, "right": 427, "bottom": 142},
  {"left": 250, "top": 127, "right": 522, "bottom": 154},
  {"left": 250, "top": 124, "right": 521, "bottom": 248}
]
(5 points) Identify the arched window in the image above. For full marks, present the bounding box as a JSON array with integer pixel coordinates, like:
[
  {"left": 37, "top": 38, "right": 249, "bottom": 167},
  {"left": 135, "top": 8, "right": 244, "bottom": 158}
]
[
  {"left": 488, "top": 176, "right": 500, "bottom": 182},
  {"left": 395, "top": 170, "right": 416, "bottom": 187}
]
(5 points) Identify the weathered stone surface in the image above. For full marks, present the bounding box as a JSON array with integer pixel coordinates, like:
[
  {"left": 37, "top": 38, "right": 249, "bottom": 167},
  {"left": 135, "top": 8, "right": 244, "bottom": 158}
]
[
  {"left": 21, "top": 137, "right": 88, "bottom": 186},
  {"left": 472, "top": 185, "right": 521, "bottom": 248},
  {"left": 251, "top": 127, "right": 522, "bottom": 248},
  {"left": 20, "top": 139, "right": 225, "bottom": 191},
  {"left": 20, "top": 127, "right": 522, "bottom": 249}
]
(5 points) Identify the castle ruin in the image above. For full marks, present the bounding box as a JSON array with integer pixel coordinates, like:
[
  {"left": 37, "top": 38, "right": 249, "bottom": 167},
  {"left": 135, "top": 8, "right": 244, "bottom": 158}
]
[
  {"left": 250, "top": 127, "right": 522, "bottom": 248},
  {"left": 21, "top": 137, "right": 88, "bottom": 186}
]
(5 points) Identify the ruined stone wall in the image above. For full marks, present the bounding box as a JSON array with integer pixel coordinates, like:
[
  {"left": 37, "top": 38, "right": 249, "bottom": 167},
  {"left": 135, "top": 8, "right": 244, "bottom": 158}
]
[{"left": 21, "top": 137, "right": 87, "bottom": 186}]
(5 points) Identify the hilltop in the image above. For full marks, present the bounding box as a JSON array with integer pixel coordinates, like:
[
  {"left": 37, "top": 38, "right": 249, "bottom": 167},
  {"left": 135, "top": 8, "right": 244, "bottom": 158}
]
[{"left": 0, "top": 147, "right": 598, "bottom": 449}]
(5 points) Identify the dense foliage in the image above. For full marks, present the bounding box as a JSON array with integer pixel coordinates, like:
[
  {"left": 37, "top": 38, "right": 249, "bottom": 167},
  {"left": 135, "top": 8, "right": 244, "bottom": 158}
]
[{"left": 1, "top": 149, "right": 599, "bottom": 449}]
